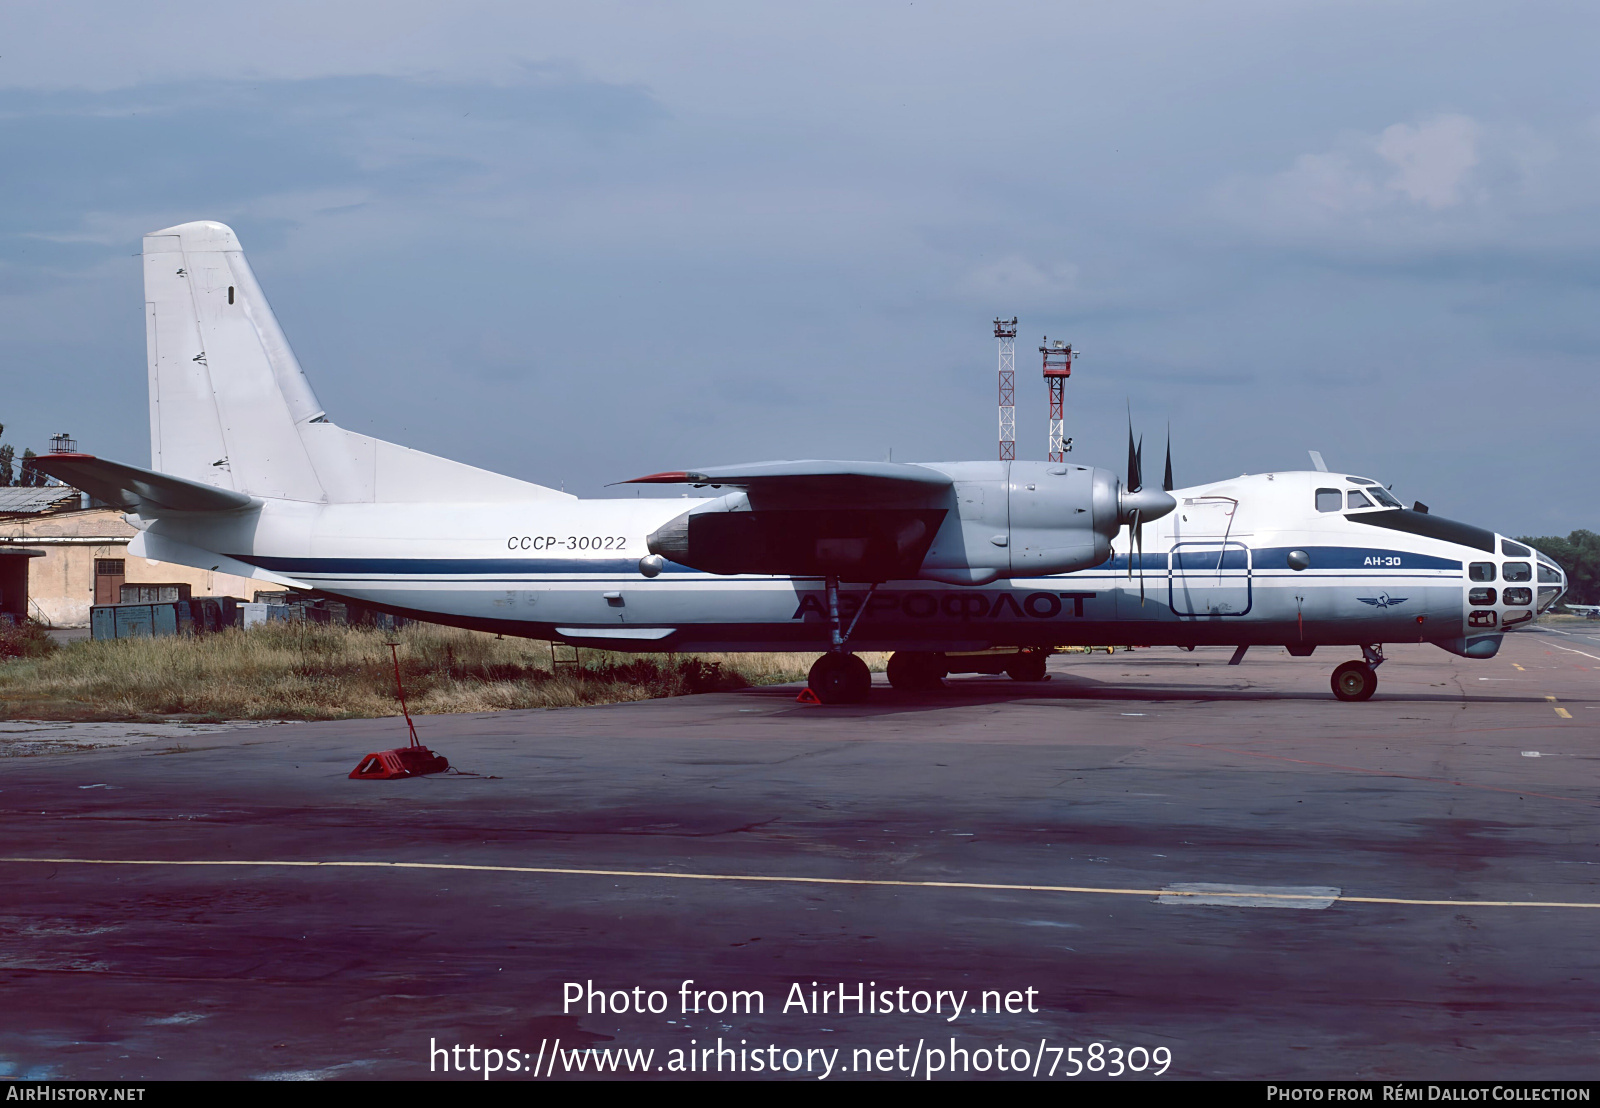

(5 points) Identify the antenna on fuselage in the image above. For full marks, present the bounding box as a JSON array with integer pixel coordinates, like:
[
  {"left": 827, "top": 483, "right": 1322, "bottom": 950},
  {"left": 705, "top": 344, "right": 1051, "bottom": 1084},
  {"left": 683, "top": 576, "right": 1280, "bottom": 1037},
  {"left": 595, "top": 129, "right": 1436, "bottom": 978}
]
[{"left": 1308, "top": 450, "right": 1329, "bottom": 472}]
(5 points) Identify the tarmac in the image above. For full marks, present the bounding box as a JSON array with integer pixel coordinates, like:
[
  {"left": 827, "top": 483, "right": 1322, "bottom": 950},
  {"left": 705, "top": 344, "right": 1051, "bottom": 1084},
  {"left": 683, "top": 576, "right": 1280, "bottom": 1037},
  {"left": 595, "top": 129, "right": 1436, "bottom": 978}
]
[{"left": 1, "top": 628, "right": 1597, "bottom": 1081}]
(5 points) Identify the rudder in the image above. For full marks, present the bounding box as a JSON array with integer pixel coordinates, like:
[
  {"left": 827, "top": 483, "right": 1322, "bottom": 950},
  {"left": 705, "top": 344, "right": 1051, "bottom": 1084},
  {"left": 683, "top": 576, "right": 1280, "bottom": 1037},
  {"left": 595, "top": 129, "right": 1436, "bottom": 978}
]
[{"left": 143, "top": 221, "right": 570, "bottom": 504}]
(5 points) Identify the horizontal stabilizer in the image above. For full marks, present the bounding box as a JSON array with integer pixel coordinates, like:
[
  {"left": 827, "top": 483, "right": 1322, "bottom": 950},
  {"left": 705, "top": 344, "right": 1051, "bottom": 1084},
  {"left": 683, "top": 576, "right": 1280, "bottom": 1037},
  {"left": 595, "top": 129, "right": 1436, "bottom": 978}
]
[{"left": 31, "top": 453, "right": 258, "bottom": 513}]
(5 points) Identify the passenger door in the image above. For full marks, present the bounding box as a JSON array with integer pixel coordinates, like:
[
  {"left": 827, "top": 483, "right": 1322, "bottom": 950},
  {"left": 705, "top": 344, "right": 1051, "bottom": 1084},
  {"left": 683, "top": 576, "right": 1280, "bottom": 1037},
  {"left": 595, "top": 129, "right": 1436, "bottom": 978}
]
[{"left": 1170, "top": 542, "right": 1252, "bottom": 617}]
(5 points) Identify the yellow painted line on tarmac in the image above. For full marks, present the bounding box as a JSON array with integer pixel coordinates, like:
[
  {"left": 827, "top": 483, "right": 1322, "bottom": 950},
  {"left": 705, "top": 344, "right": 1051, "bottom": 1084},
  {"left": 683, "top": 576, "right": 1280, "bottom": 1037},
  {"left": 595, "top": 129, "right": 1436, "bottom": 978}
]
[
  {"left": 1514, "top": 663, "right": 1526, "bottom": 671},
  {"left": 3, "top": 856, "right": 1599, "bottom": 910},
  {"left": 1546, "top": 695, "right": 1573, "bottom": 719}
]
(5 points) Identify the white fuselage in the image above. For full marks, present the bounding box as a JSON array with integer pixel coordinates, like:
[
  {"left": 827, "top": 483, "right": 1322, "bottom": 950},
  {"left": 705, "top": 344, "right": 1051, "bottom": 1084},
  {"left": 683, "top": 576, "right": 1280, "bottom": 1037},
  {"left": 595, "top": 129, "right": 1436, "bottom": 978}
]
[{"left": 133, "top": 469, "right": 1558, "bottom": 658}]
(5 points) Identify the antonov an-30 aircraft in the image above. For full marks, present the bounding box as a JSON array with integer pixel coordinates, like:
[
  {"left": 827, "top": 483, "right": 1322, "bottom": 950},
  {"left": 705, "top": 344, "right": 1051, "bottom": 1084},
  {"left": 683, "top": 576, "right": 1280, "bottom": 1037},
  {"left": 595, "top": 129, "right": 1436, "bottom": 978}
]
[{"left": 38, "top": 221, "right": 1569, "bottom": 704}]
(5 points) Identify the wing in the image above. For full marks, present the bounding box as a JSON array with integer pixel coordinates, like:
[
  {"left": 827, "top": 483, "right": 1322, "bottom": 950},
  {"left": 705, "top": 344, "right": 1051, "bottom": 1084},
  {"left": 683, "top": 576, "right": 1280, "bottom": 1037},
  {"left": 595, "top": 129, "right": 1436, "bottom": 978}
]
[
  {"left": 29, "top": 453, "right": 259, "bottom": 513},
  {"left": 626, "top": 459, "right": 952, "bottom": 503},
  {"left": 627, "top": 460, "right": 954, "bottom": 579}
]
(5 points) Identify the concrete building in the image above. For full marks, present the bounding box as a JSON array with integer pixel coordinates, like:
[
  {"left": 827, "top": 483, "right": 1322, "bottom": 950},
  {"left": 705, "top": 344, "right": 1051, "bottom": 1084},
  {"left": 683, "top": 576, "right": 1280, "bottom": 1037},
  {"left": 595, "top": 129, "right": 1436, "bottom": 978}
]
[{"left": 0, "top": 486, "right": 259, "bottom": 627}]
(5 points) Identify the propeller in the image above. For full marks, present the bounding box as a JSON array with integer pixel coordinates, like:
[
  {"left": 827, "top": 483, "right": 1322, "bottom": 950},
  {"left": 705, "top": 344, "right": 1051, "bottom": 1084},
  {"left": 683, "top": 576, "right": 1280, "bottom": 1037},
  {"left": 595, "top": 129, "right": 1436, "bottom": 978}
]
[
  {"left": 1163, "top": 423, "right": 1173, "bottom": 493},
  {"left": 1119, "top": 413, "right": 1179, "bottom": 606}
]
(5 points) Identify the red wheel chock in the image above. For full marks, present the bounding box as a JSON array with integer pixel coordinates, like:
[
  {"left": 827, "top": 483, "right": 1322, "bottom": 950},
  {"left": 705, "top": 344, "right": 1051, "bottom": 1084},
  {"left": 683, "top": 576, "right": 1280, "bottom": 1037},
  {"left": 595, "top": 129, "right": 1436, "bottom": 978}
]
[
  {"left": 351, "top": 642, "right": 450, "bottom": 779},
  {"left": 349, "top": 746, "right": 449, "bottom": 779},
  {"left": 795, "top": 687, "right": 822, "bottom": 705}
]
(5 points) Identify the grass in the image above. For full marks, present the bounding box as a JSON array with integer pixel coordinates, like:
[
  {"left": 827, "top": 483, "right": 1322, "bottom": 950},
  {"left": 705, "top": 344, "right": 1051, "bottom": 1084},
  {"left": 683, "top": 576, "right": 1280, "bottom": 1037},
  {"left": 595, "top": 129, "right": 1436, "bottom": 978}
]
[{"left": 0, "top": 622, "right": 886, "bottom": 722}]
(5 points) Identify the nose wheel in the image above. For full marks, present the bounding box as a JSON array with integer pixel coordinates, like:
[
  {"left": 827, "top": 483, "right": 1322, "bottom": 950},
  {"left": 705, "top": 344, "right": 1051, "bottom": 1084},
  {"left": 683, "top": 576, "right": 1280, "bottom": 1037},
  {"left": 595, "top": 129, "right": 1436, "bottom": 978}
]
[{"left": 1331, "top": 645, "right": 1383, "bottom": 701}]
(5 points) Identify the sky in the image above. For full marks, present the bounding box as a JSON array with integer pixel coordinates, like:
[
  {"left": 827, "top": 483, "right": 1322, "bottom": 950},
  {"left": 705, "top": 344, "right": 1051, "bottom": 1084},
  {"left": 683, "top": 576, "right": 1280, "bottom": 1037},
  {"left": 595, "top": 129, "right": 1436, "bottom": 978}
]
[{"left": 1, "top": 1, "right": 1597, "bottom": 533}]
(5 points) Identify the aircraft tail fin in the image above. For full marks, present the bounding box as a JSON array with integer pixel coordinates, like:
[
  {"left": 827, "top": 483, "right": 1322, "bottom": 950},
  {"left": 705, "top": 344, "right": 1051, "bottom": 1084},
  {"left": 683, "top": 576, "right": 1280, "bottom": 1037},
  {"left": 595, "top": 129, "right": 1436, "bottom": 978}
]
[{"left": 143, "top": 221, "right": 571, "bottom": 504}]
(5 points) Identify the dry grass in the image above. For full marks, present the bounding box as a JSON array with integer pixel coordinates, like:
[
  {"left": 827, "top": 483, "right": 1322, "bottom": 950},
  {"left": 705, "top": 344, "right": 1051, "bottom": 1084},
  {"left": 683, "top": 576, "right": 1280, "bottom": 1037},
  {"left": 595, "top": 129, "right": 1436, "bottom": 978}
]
[{"left": 0, "top": 623, "right": 885, "bottom": 722}]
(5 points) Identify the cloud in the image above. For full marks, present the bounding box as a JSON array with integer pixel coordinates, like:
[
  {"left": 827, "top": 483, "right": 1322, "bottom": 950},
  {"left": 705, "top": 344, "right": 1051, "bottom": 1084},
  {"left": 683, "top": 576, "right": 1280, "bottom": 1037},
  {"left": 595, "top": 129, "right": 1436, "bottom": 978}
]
[
  {"left": 956, "top": 254, "right": 1080, "bottom": 306},
  {"left": 0, "top": 69, "right": 668, "bottom": 258},
  {"left": 1222, "top": 113, "right": 1486, "bottom": 229},
  {"left": 1374, "top": 115, "right": 1480, "bottom": 209},
  {"left": 1208, "top": 111, "right": 1600, "bottom": 285}
]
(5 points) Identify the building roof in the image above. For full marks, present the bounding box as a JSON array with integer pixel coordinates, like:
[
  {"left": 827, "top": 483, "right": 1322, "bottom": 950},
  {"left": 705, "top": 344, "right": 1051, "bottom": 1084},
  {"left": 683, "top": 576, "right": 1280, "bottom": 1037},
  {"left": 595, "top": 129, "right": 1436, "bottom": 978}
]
[{"left": 0, "top": 485, "right": 81, "bottom": 516}]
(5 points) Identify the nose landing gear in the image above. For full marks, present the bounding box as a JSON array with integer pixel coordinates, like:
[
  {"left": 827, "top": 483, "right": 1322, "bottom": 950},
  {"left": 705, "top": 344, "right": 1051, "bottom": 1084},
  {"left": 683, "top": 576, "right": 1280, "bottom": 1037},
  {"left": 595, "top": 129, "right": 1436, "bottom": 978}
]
[{"left": 1331, "top": 644, "right": 1384, "bottom": 702}]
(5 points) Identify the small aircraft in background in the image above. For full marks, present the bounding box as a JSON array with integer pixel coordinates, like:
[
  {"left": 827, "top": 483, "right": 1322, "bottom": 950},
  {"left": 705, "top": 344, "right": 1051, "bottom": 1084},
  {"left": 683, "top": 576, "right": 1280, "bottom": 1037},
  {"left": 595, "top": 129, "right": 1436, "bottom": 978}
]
[
  {"left": 38, "top": 221, "right": 1569, "bottom": 704},
  {"left": 1565, "top": 604, "right": 1600, "bottom": 620}
]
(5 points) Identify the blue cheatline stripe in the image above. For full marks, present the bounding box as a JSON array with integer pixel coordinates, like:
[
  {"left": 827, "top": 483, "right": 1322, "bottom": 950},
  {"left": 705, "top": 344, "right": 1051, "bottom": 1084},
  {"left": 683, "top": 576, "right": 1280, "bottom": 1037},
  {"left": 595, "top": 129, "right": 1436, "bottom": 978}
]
[
  {"left": 231, "top": 554, "right": 700, "bottom": 576},
  {"left": 1252, "top": 547, "right": 1460, "bottom": 571},
  {"left": 235, "top": 546, "right": 1460, "bottom": 579},
  {"left": 1100, "top": 547, "right": 1459, "bottom": 573}
]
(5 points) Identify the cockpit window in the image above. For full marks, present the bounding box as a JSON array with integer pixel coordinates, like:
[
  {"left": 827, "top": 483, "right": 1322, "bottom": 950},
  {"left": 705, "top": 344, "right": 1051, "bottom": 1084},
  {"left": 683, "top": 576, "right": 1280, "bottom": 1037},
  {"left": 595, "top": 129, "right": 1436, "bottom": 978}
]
[
  {"left": 1469, "top": 562, "right": 1496, "bottom": 582},
  {"left": 1367, "top": 487, "right": 1401, "bottom": 508},
  {"left": 1538, "top": 563, "right": 1562, "bottom": 584},
  {"left": 1347, "top": 477, "right": 1377, "bottom": 486},
  {"left": 1503, "top": 561, "right": 1532, "bottom": 583},
  {"left": 1316, "top": 489, "right": 1341, "bottom": 512},
  {"left": 1501, "top": 539, "right": 1531, "bottom": 557},
  {"left": 1346, "top": 490, "right": 1373, "bottom": 509}
]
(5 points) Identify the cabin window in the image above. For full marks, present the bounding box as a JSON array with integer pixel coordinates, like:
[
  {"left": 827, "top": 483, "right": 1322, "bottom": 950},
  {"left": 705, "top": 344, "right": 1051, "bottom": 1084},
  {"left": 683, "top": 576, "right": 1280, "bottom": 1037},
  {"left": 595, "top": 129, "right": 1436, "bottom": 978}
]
[
  {"left": 1315, "top": 489, "right": 1341, "bottom": 512},
  {"left": 1538, "top": 587, "right": 1561, "bottom": 610},
  {"left": 1468, "top": 610, "right": 1497, "bottom": 628},
  {"left": 1538, "top": 563, "right": 1561, "bottom": 583},
  {"left": 1468, "top": 587, "right": 1496, "bottom": 605},
  {"left": 1468, "top": 562, "right": 1495, "bottom": 582},
  {"left": 1503, "top": 587, "right": 1532, "bottom": 606},
  {"left": 1502, "top": 609, "right": 1533, "bottom": 627},
  {"left": 1368, "top": 487, "right": 1401, "bottom": 508},
  {"left": 1501, "top": 539, "right": 1531, "bottom": 557},
  {"left": 1503, "top": 562, "right": 1532, "bottom": 583},
  {"left": 228, "top": 286, "right": 235, "bottom": 304},
  {"left": 1346, "top": 490, "right": 1373, "bottom": 509}
]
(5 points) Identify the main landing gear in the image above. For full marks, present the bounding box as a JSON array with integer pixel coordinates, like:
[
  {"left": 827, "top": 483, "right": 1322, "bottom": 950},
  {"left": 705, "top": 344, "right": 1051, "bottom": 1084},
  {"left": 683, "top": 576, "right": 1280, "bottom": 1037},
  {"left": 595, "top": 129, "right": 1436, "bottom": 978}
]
[
  {"left": 884, "top": 649, "right": 1051, "bottom": 691},
  {"left": 806, "top": 574, "right": 876, "bottom": 704},
  {"left": 1331, "top": 644, "right": 1384, "bottom": 702}
]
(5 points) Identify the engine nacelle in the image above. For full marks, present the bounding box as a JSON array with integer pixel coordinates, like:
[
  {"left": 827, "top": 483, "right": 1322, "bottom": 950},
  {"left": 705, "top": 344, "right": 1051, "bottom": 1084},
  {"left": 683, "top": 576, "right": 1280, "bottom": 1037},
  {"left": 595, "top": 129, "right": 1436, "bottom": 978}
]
[
  {"left": 643, "top": 460, "right": 1162, "bottom": 585},
  {"left": 915, "top": 461, "right": 1121, "bottom": 585}
]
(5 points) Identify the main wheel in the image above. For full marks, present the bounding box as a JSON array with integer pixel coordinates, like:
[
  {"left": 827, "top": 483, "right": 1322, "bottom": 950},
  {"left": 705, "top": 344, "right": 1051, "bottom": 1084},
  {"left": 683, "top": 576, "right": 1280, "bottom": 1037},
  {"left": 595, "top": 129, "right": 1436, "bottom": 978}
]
[
  {"left": 809, "top": 652, "right": 873, "bottom": 703},
  {"left": 1005, "top": 652, "right": 1050, "bottom": 682},
  {"left": 887, "top": 651, "right": 945, "bottom": 691},
  {"left": 1331, "top": 660, "right": 1377, "bottom": 702}
]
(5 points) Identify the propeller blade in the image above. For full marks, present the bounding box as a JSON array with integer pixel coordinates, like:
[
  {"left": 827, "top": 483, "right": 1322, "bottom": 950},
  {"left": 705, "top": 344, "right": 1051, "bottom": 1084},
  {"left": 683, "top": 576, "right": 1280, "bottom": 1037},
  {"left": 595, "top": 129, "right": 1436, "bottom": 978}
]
[
  {"left": 1163, "top": 425, "right": 1174, "bottom": 493},
  {"left": 1125, "top": 419, "right": 1141, "bottom": 493},
  {"left": 1126, "top": 508, "right": 1140, "bottom": 581},
  {"left": 1136, "top": 511, "right": 1146, "bottom": 606}
]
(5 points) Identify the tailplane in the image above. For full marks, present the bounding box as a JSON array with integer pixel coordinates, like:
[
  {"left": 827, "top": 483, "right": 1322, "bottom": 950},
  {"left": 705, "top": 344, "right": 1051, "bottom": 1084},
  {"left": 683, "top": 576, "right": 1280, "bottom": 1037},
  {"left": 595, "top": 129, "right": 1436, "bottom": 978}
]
[{"left": 143, "top": 221, "right": 570, "bottom": 504}]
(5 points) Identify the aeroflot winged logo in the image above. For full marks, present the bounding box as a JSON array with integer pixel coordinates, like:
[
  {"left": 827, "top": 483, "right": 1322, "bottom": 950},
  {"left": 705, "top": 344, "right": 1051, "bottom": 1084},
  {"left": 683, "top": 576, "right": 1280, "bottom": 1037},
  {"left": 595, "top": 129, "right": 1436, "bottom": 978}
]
[{"left": 1357, "top": 593, "right": 1409, "bottom": 609}]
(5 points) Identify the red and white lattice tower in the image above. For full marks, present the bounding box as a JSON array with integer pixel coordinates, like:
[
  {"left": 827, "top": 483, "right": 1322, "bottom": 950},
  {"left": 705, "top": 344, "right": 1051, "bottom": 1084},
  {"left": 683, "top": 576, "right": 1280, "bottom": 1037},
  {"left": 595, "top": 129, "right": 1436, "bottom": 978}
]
[
  {"left": 994, "top": 317, "right": 1017, "bottom": 461},
  {"left": 1041, "top": 337, "right": 1074, "bottom": 462}
]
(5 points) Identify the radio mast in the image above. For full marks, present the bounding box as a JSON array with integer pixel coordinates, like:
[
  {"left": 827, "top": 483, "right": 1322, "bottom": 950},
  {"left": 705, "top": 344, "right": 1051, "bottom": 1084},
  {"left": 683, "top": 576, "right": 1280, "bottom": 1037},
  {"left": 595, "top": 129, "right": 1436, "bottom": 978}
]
[
  {"left": 1041, "top": 337, "right": 1075, "bottom": 462},
  {"left": 994, "top": 317, "right": 1017, "bottom": 461}
]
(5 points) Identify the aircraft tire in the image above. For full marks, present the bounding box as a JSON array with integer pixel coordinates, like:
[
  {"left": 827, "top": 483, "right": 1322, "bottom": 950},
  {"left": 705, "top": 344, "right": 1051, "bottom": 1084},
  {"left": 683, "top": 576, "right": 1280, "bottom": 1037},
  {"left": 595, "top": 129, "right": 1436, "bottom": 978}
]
[
  {"left": 809, "top": 653, "right": 873, "bottom": 704},
  {"left": 1331, "top": 660, "right": 1377, "bottom": 702},
  {"left": 887, "top": 651, "right": 945, "bottom": 691},
  {"left": 1005, "top": 652, "right": 1050, "bottom": 682}
]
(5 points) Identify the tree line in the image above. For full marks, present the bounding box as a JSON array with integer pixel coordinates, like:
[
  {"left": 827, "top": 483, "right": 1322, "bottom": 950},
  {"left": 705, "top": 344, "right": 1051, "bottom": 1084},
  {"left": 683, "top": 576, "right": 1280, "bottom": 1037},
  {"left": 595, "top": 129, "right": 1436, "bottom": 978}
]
[
  {"left": 1515, "top": 530, "right": 1600, "bottom": 606},
  {"left": 0, "top": 423, "right": 46, "bottom": 487}
]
